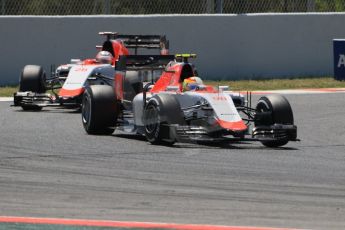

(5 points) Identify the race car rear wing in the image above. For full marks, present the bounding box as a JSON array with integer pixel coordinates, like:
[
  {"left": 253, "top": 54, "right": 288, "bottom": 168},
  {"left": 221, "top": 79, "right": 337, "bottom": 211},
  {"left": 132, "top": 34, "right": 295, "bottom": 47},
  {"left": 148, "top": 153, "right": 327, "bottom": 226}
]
[
  {"left": 115, "top": 55, "right": 175, "bottom": 71},
  {"left": 119, "top": 35, "right": 169, "bottom": 53},
  {"left": 99, "top": 32, "right": 169, "bottom": 55}
]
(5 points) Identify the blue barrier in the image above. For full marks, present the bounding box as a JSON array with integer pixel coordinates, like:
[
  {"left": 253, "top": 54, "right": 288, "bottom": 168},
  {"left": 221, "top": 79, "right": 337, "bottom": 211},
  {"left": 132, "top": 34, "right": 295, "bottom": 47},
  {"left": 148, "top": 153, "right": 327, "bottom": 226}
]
[{"left": 333, "top": 39, "right": 345, "bottom": 81}]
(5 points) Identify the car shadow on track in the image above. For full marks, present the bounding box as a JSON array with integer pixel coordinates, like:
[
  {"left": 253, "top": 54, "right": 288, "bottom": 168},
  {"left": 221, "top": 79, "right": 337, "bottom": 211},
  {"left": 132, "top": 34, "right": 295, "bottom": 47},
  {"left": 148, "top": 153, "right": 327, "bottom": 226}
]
[
  {"left": 179, "top": 142, "right": 298, "bottom": 150},
  {"left": 114, "top": 133, "right": 298, "bottom": 150},
  {"left": 13, "top": 107, "right": 81, "bottom": 114},
  {"left": 114, "top": 133, "right": 147, "bottom": 141}
]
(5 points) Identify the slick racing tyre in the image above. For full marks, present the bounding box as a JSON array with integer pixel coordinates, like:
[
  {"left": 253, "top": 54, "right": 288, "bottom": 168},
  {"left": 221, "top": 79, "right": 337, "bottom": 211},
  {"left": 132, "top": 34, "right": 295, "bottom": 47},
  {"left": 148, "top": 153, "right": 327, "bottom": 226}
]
[
  {"left": 19, "top": 65, "right": 46, "bottom": 93},
  {"left": 123, "top": 71, "right": 142, "bottom": 101},
  {"left": 143, "top": 94, "right": 184, "bottom": 145},
  {"left": 19, "top": 65, "right": 46, "bottom": 111},
  {"left": 82, "top": 85, "right": 118, "bottom": 135},
  {"left": 255, "top": 95, "right": 294, "bottom": 147}
]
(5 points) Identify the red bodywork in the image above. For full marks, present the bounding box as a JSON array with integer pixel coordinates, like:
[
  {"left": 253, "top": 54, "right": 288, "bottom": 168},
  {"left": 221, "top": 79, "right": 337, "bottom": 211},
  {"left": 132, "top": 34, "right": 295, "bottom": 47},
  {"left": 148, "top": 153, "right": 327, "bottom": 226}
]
[
  {"left": 59, "top": 40, "right": 129, "bottom": 98},
  {"left": 150, "top": 63, "right": 216, "bottom": 94},
  {"left": 111, "top": 40, "right": 130, "bottom": 64},
  {"left": 59, "top": 88, "right": 85, "bottom": 98}
]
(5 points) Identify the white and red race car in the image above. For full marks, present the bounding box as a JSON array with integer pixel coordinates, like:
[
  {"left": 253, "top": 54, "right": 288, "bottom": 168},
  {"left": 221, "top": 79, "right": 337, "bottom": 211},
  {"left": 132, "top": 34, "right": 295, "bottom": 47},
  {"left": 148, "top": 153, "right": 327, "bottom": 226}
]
[
  {"left": 81, "top": 54, "right": 298, "bottom": 147},
  {"left": 13, "top": 32, "right": 169, "bottom": 111}
]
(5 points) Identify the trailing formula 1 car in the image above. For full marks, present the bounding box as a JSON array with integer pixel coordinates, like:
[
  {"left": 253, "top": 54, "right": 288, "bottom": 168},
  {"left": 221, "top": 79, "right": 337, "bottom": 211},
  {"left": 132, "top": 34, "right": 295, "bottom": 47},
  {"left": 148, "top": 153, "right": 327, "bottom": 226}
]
[
  {"left": 13, "top": 32, "right": 169, "bottom": 111},
  {"left": 81, "top": 54, "right": 298, "bottom": 147}
]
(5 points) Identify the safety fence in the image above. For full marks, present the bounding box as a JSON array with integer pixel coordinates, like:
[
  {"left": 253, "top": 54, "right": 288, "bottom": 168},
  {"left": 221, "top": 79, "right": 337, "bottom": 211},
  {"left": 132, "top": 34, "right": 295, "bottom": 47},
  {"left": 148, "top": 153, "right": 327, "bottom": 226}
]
[{"left": 1, "top": 0, "right": 345, "bottom": 15}]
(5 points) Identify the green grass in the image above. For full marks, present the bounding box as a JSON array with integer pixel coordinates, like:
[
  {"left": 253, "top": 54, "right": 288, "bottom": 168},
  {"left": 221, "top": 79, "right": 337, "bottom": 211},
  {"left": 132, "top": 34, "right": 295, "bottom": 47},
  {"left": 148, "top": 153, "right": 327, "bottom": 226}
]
[
  {"left": 0, "top": 86, "right": 57, "bottom": 97},
  {"left": 0, "top": 86, "right": 18, "bottom": 97},
  {"left": 1, "top": 77, "right": 345, "bottom": 97},
  {"left": 204, "top": 77, "right": 345, "bottom": 91}
]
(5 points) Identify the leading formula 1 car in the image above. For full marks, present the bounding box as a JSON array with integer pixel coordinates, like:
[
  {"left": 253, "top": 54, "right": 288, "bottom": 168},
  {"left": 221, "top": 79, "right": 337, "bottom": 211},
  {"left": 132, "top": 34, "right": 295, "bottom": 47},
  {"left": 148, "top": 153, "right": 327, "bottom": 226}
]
[
  {"left": 13, "top": 32, "right": 169, "bottom": 111},
  {"left": 81, "top": 54, "right": 298, "bottom": 147}
]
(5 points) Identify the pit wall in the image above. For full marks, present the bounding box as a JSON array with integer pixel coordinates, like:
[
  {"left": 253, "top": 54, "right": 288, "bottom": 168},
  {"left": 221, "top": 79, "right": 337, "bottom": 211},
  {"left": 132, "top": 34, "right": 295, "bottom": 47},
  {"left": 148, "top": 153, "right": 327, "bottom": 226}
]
[{"left": 0, "top": 14, "right": 343, "bottom": 85}]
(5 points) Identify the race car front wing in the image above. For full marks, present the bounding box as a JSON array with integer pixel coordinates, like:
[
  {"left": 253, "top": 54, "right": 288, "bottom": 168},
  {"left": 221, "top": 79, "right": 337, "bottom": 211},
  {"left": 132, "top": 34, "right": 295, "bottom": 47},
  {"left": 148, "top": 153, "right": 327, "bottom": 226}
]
[
  {"left": 13, "top": 91, "right": 81, "bottom": 108},
  {"left": 173, "top": 123, "right": 298, "bottom": 143}
]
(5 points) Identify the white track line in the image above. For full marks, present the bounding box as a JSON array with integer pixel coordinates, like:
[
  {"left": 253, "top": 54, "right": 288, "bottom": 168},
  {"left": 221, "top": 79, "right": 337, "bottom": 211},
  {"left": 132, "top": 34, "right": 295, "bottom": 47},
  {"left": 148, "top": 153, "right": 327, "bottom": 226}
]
[
  {"left": 239, "top": 88, "right": 345, "bottom": 95},
  {"left": 0, "top": 97, "right": 13, "bottom": 102}
]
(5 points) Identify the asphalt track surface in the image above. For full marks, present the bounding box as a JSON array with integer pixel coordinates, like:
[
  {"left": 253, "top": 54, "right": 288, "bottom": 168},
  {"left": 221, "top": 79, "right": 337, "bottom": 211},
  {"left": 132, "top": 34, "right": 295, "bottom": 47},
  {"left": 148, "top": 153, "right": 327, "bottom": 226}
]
[{"left": 0, "top": 93, "right": 345, "bottom": 230}]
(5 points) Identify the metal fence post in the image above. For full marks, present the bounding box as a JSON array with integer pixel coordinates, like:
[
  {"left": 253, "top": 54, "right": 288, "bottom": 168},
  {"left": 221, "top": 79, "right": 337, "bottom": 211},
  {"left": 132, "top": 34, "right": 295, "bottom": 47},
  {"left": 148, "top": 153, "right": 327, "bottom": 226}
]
[
  {"left": 307, "top": 0, "right": 315, "bottom": 12},
  {"left": 1, "top": 0, "right": 5, "bottom": 15},
  {"left": 104, "top": 0, "right": 110, "bottom": 14},
  {"left": 206, "top": 0, "right": 214, "bottom": 13},
  {"left": 216, "top": 0, "right": 222, "bottom": 13}
]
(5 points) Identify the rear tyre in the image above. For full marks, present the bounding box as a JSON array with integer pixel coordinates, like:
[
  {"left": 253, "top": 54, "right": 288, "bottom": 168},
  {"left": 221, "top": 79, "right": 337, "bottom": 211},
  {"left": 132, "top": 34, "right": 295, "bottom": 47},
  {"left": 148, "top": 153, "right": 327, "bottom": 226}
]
[
  {"left": 81, "top": 85, "right": 118, "bottom": 135},
  {"left": 19, "top": 65, "right": 46, "bottom": 111},
  {"left": 123, "top": 71, "right": 142, "bottom": 101},
  {"left": 255, "top": 95, "right": 294, "bottom": 147},
  {"left": 143, "top": 94, "right": 184, "bottom": 145}
]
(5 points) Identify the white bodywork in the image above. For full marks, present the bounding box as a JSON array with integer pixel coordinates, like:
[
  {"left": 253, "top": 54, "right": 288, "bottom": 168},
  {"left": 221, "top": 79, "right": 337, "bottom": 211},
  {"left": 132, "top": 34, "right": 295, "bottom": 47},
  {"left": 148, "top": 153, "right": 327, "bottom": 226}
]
[
  {"left": 184, "top": 92, "right": 242, "bottom": 123},
  {"left": 61, "top": 64, "right": 115, "bottom": 91},
  {"left": 132, "top": 90, "right": 245, "bottom": 132}
]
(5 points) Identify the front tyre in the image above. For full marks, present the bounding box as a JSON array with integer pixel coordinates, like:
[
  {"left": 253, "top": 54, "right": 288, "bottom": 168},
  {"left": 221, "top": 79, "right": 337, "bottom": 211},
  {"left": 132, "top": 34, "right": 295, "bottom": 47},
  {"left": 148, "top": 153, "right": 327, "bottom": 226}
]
[
  {"left": 82, "top": 85, "right": 118, "bottom": 135},
  {"left": 19, "top": 65, "right": 46, "bottom": 111},
  {"left": 255, "top": 95, "right": 294, "bottom": 147},
  {"left": 19, "top": 65, "right": 46, "bottom": 93},
  {"left": 143, "top": 94, "right": 184, "bottom": 145}
]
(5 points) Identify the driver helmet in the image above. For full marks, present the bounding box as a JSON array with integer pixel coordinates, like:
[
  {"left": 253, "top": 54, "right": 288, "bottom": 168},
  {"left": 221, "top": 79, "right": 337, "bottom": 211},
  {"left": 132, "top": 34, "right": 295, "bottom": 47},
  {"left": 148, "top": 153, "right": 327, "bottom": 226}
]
[
  {"left": 96, "top": 51, "right": 113, "bottom": 64},
  {"left": 182, "top": 76, "right": 203, "bottom": 91}
]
